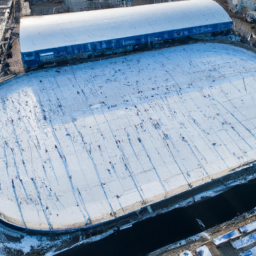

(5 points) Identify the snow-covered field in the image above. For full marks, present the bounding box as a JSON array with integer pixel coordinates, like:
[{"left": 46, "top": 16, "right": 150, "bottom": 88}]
[{"left": 1, "top": 43, "right": 256, "bottom": 230}]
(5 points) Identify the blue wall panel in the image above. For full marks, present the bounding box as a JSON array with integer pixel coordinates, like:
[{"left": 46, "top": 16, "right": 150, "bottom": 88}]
[{"left": 21, "top": 22, "right": 233, "bottom": 69}]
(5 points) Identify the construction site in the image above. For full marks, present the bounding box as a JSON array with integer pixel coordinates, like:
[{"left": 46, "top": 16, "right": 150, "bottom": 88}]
[{"left": 1, "top": 0, "right": 256, "bottom": 256}]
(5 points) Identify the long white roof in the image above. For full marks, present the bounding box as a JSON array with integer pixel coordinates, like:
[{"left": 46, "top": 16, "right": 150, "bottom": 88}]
[
  {"left": 20, "top": 0, "right": 231, "bottom": 52},
  {"left": 1, "top": 43, "right": 256, "bottom": 230}
]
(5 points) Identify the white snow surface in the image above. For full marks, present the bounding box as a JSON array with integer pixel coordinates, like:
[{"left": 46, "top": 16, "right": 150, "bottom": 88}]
[
  {"left": 0, "top": 43, "right": 256, "bottom": 230},
  {"left": 196, "top": 245, "right": 212, "bottom": 256},
  {"left": 213, "top": 229, "right": 240, "bottom": 245},
  {"left": 242, "top": 246, "right": 256, "bottom": 256},
  {"left": 232, "top": 231, "right": 256, "bottom": 249},
  {"left": 19, "top": 0, "right": 231, "bottom": 52},
  {"left": 179, "top": 251, "right": 193, "bottom": 256},
  {"left": 240, "top": 221, "right": 256, "bottom": 234}
]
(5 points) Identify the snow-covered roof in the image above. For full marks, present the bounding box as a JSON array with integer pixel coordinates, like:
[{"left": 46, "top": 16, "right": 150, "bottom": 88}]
[
  {"left": 232, "top": 232, "right": 256, "bottom": 249},
  {"left": 240, "top": 221, "right": 256, "bottom": 234},
  {"left": 20, "top": 0, "right": 231, "bottom": 53},
  {"left": 196, "top": 246, "right": 212, "bottom": 256},
  {"left": 1, "top": 43, "right": 256, "bottom": 231},
  {"left": 213, "top": 230, "right": 240, "bottom": 245}
]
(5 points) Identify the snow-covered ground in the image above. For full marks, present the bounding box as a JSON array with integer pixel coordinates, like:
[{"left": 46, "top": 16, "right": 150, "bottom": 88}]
[
  {"left": 196, "top": 245, "right": 212, "bottom": 256},
  {"left": 1, "top": 43, "right": 256, "bottom": 231}
]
